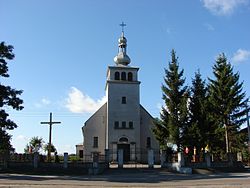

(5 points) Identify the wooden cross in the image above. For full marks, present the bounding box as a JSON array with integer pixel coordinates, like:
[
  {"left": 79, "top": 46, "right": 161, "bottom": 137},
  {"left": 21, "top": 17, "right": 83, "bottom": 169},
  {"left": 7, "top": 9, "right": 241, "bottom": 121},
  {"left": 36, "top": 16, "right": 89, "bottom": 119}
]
[{"left": 41, "top": 112, "right": 61, "bottom": 162}]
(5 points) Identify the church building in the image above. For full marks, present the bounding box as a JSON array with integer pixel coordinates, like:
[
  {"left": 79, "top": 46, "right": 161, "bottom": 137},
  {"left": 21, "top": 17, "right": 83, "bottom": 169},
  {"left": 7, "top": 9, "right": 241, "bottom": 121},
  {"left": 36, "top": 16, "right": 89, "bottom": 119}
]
[{"left": 82, "top": 26, "right": 160, "bottom": 163}]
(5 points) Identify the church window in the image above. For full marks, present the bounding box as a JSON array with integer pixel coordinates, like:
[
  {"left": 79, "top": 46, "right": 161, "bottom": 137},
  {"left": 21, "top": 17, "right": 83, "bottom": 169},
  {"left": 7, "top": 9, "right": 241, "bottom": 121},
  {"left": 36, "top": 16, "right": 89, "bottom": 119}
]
[
  {"left": 119, "top": 137, "right": 128, "bottom": 143},
  {"left": 93, "top": 137, "right": 98, "bottom": 148},
  {"left": 122, "top": 121, "right": 126, "bottom": 128},
  {"left": 114, "top": 121, "right": 119, "bottom": 129},
  {"left": 146, "top": 137, "right": 151, "bottom": 148},
  {"left": 121, "top": 72, "right": 126, "bottom": 80},
  {"left": 128, "top": 72, "right": 133, "bottom": 81},
  {"left": 122, "top": 96, "right": 126, "bottom": 104},
  {"left": 115, "top": 72, "right": 120, "bottom": 80},
  {"left": 129, "top": 121, "right": 133, "bottom": 129}
]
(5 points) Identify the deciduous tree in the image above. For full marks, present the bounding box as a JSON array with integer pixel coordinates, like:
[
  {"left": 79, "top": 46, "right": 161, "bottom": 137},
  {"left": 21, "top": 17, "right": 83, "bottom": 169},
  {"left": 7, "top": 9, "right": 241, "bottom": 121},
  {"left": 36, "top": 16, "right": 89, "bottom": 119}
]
[{"left": 0, "top": 42, "right": 23, "bottom": 155}]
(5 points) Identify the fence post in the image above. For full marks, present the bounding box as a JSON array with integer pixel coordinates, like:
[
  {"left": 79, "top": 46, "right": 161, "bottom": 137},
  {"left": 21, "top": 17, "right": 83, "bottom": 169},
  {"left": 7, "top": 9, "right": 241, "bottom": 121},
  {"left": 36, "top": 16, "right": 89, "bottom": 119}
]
[
  {"left": 205, "top": 153, "right": 211, "bottom": 168},
  {"left": 178, "top": 152, "right": 184, "bottom": 167},
  {"left": 33, "top": 152, "right": 39, "bottom": 169},
  {"left": 160, "top": 150, "right": 166, "bottom": 167},
  {"left": 105, "top": 149, "right": 109, "bottom": 163},
  {"left": 118, "top": 149, "right": 123, "bottom": 168},
  {"left": 237, "top": 152, "right": 242, "bottom": 161},
  {"left": 93, "top": 153, "right": 99, "bottom": 169},
  {"left": 228, "top": 153, "right": 233, "bottom": 167},
  {"left": 64, "top": 152, "right": 68, "bottom": 169},
  {"left": 148, "top": 149, "right": 154, "bottom": 168}
]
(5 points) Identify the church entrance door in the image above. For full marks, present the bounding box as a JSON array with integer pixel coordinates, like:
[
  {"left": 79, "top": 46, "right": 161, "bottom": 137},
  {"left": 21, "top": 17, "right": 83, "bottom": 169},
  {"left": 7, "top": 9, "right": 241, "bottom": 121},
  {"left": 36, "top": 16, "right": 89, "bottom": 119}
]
[{"left": 117, "top": 144, "right": 130, "bottom": 162}]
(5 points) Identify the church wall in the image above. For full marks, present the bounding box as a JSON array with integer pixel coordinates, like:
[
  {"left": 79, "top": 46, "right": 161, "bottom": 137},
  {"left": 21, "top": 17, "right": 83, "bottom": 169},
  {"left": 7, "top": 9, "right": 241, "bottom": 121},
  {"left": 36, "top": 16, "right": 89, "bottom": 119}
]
[
  {"left": 140, "top": 105, "right": 160, "bottom": 162},
  {"left": 106, "top": 81, "right": 141, "bottom": 149},
  {"left": 82, "top": 103, "right": 107, "bottom": 156}
]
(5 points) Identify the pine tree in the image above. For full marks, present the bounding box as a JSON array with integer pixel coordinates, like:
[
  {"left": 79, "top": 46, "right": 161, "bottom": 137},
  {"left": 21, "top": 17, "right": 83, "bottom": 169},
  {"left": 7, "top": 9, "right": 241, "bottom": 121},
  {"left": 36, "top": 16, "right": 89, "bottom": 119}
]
[
  {"left": 154, "top": 50, "right": 188, "bottom": 151},
  {"left": 183, "top": 71, "right": 210, "bottom": 152},
  {"left": 0, "top": 42, "right": 23, "bottom": 154},
  {"left": 153, "top": 118, "right": 168, "bottom": 149},
  {"left": 208, "top": 53, "right": 247, "bottom": 154}
]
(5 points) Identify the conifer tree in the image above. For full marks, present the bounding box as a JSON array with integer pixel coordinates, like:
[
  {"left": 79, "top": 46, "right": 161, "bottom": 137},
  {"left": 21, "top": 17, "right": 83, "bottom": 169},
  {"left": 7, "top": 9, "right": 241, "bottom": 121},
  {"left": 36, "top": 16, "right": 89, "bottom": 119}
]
[
  {"left": 208, "top": 53, "right": 247, "bottom": 153},
  {"left": 153, "top": 118, "right": 168, "bottom": 149},
  {"left": 154, "top": 50, "right": 188, "bottom": 151},
  {"left": 183, "top": 71, "right": 210, "bottom": 152}
]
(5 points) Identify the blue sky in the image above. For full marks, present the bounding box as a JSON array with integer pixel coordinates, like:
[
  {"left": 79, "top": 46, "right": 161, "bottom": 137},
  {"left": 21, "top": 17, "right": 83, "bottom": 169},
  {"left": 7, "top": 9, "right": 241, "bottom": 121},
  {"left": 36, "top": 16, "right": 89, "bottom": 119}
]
[{"left": 1, "top": 0, "right": 250, "bottom": 154}]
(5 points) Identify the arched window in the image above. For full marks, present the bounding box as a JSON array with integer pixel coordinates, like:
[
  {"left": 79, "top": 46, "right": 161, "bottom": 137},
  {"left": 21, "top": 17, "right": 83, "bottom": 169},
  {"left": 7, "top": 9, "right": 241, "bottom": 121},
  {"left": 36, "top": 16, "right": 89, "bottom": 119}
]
[
  {"left": 115, "top": 72, "right": 120, "bottom": 80},
  {"left": 119, "top": 137, "right": 128, "bottom": 143},
  {"left": 128, "top": 72, "right": 133, "bottom": 81},
  {"left": 121, "top": 72, "right": 126, "bottom": 80}
]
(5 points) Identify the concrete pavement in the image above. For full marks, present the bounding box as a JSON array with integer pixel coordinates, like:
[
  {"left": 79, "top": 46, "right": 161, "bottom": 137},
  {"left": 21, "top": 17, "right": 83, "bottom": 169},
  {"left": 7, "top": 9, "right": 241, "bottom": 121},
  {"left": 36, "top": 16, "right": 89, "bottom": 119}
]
[{"left": 0, "top": 169, "right": 250, "bottom": 187}]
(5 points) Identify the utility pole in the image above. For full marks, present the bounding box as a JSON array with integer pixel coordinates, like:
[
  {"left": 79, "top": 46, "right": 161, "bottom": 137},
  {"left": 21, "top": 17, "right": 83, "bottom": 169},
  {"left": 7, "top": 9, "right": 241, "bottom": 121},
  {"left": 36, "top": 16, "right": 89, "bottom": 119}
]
[
  {"left": 246, "top": 100, "right": 250, "bottom": 164},
  {"left": 41, "top": 112, "right": 61, "bottom": 162}
]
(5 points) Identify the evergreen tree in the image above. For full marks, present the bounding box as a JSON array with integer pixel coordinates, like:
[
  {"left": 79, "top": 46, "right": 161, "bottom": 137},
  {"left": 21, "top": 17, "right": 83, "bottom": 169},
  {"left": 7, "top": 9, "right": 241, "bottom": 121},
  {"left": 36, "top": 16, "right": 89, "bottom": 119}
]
[
  {"left": 0, "top": 42, "right": 23, "bottom": 155},
  {"left": 208, "top": 53, "right": 247, "bottom": 154},
  {"left": 153, "top": 118, "right": 168, "bottom": 149},
  {"left": 154, "top": 50, "right": 188, "bottom": 151},
  {"left": 183, "top": 71, "right": 210, "bottom": 152}
]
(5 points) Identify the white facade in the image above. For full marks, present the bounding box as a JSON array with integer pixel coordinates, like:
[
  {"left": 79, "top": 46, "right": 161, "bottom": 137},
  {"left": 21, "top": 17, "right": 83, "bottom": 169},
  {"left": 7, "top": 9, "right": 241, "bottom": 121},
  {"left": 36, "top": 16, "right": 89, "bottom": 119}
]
[{"left": 82, "top": 30, "right": 159, "bottom": 163}]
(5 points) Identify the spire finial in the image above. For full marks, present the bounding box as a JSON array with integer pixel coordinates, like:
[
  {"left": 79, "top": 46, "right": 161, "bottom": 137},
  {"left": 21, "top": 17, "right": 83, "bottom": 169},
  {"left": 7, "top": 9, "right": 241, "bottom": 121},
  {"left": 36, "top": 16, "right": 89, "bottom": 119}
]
[
  {"left": 119, "top": 21, "right": 126, "bottom": 33},
  {"left": 114, "top": 22, "right": 131, "bottom": 66}
]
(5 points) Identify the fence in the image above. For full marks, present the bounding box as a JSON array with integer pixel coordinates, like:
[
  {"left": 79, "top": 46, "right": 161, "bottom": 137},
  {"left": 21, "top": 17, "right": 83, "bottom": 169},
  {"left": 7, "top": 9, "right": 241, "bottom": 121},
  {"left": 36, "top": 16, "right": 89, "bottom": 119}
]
[
  {"left": 1, "top": 150, "right": 246, "bottom": 174},
  {"left": 107, "top": 148, "right": 161, "bottom": 165}
]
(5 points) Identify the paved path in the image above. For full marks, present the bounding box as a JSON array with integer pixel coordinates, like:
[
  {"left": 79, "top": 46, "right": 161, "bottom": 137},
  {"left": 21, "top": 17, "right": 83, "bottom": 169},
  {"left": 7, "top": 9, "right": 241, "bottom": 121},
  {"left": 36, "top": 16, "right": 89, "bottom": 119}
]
[{"left": 0, "top": 169, "right": 250, "bottom": 187}]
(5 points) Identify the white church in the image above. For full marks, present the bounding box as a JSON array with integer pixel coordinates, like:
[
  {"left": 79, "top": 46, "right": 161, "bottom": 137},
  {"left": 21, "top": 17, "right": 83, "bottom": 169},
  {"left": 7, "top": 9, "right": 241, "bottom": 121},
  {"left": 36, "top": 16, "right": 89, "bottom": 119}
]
[{"left": 82, "top": 26, "right": 160, "bottom": 163}]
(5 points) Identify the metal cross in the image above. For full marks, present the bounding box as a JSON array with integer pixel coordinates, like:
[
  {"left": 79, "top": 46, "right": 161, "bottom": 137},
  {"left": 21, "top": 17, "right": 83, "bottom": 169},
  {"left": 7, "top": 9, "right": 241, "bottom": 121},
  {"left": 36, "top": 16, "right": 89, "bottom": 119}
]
[{"left": 120, "top": 21, "right": 126, "bottom": 32}]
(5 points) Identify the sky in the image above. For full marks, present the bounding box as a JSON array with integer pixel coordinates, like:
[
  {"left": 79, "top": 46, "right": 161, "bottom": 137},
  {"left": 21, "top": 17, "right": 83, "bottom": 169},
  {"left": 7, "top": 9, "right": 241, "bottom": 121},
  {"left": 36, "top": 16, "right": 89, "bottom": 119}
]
[{"left": 1, "top": 0, "right": 250, "bottom": 154}]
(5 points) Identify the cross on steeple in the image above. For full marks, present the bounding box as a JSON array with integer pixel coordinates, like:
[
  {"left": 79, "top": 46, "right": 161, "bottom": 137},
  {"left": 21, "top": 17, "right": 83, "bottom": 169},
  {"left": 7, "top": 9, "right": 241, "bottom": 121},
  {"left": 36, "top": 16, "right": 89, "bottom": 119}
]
[{"left": 120, "top": 21, "right": 126, "bottom": 33}]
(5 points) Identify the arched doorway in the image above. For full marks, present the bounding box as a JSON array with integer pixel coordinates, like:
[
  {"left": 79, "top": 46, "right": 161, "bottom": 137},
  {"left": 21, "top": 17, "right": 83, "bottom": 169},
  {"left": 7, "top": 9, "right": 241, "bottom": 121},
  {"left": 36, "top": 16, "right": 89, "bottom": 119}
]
[{"left": 117, "top": 137, "right": 130, "bottom": 162}]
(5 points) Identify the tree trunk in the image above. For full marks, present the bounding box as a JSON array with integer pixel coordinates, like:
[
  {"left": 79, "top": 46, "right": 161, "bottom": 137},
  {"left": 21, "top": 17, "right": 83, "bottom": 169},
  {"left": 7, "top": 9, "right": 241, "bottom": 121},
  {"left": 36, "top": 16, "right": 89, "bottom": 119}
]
[{"left": 224, "top": 123, "right": 229, "bottom": 153}]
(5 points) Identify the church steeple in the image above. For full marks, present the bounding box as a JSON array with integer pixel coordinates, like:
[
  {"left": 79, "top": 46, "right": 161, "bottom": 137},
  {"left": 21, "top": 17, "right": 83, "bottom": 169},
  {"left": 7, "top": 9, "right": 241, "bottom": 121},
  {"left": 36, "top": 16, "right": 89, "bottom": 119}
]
[{"left": 114, "top": 22, "right": 131, "bottom": 66}]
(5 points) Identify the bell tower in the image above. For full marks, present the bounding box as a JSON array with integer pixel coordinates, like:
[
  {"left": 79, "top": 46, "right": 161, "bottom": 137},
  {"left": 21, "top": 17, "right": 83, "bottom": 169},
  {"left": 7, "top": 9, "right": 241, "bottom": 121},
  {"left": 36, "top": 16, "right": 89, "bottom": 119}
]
[{"left": 105, "top": 23, "right": 141, "bottom": 161}]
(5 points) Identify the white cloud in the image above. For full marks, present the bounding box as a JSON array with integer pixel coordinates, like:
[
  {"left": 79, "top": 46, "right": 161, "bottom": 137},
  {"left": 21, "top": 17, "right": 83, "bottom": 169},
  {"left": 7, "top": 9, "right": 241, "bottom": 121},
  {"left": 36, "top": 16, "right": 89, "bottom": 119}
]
[
  {"left": 231, "top": 49, "right": 250, "bottom": 64},
  {"left": 35, "top": 98, "right": 51, "bottom": 108},
  {"left": 202, "top": 0, "right": 248, "bottom": 15},
  {"left": 12, "top": 135, "right": 29, "bottom": 153},
  {"left": 203, "top": 23, "right": 215, "bottom": 31},
  {"left": 41, "top": 98, "right": 51, "bottom": 105},
  {"left": 15, "top": 135, "right": 28, "bottom": 142},
  {"left": 65, "top": 87, "right": 106, "bottom": 114},
  {"left": 57, "top": 144, "right": 75, "bottom": 155}
]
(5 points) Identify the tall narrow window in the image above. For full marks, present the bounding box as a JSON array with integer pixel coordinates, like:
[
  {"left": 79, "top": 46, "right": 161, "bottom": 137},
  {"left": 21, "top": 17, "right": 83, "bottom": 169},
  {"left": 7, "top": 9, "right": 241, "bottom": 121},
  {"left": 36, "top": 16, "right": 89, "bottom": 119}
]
[
  {"left": 121, "top": 72, "right": 126, "bottom": 80},
  {"left": 122, "top": 96, "right": 126, "bottom": 104},
  {"left": 146, "top": 137, "right": 151, "bottom": 148},
  {"left": 115, "top": 72, "right": 120, "bottom": 80},
  {"left": 128, "top": 72, "right": 133, "bottom": 81},
  {"left": 129, "top": 121, "right": 133, "bottom": 129},
  {"left": 93, "top": 137, "right": 98, "bottom": 148},
  {"left": 122, "top": 121, "right": 126, "bottom": 128},
  {"left": 114, "top": 121, "right": 119, "bottom": 129}
]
